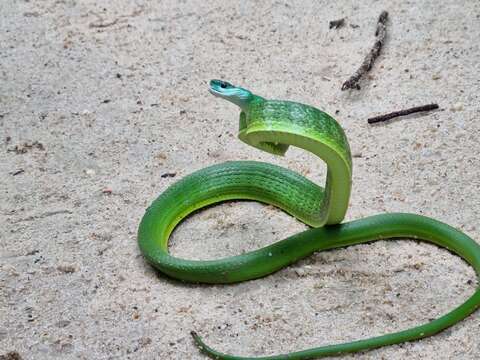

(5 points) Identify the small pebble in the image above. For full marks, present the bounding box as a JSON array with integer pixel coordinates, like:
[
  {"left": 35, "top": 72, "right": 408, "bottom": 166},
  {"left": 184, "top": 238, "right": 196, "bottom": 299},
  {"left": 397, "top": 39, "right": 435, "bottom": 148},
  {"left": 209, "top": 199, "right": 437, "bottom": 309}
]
[
  {"left": 57, "top": 264, "right": 77, "bottom": 273},
  {"left": 294, "top": 268, "right": 306, "bottom": 277},
  {"left": 0, "top": 351, "right": 22, "bottom": 360},
  {"left": 451, "top": 102, "right": 464, "bottom": 112},
  {"left": 138, "top": 337, "right": 152, "bottom": 347},
  {"left": 85, "top": 169, "right": 95, "bottom": 176},
  {"left": 432, "top": 74, "right": 441, "bottom": 80},
  {"left": 56, "top": 320, "right": 71, "bottom": 328}
]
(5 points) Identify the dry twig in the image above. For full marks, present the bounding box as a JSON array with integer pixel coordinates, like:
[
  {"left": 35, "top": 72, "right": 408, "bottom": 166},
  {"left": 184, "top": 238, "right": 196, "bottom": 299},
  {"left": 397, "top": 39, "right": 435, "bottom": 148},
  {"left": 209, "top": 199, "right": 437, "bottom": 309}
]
[
  {"left": 367, "top": 103, "right": 439, "bottom": 124},
  {"left": 342, "top": 11, "right": 388, "bottom": 90},
  {"left": 89, "top": 19, "right": 119, "bottom": 28},
  {"left": 329, "top": 18, "right": 345, "bottom": 29}
]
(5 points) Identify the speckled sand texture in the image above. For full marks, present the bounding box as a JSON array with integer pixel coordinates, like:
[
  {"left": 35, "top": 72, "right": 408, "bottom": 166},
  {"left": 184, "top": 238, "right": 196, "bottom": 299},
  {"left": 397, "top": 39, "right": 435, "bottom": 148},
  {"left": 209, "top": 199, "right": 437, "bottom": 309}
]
[{"left": 1, "top": 1, "right": 480, "bottom": 359}]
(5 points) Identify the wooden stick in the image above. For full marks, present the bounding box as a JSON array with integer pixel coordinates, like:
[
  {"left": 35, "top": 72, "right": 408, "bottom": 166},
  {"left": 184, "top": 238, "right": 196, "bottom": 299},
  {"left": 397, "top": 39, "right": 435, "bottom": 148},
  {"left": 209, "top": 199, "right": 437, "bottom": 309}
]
[
  {"left": 329, "top": 18, "right": 345, "bottom": 29},
  {"left": 342, "top": 11, "right": 388, "bottom": 91},
  {"left": 367, "top": 103, "right": 439, "bottom": 124}
]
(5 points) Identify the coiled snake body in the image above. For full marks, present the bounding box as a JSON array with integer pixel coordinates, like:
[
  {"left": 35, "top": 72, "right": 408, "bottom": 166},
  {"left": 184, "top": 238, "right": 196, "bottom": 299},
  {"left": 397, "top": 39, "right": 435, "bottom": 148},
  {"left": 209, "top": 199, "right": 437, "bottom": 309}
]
[{"left": 138, "top": 80, "right": 480, "bottom": 359}]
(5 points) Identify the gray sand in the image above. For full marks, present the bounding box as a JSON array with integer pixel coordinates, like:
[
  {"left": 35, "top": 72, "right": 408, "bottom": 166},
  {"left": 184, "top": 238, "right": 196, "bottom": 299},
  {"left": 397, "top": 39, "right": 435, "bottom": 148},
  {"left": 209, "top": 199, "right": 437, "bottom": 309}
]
[{"left": 1, "top": 1, "right": 479, "bottom": 359}]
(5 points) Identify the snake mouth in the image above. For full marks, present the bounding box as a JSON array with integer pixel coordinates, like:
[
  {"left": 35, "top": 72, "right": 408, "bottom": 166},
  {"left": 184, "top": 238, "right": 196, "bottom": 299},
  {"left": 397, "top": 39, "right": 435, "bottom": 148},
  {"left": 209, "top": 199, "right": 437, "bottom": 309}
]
[{"left": 208, "top": 88, "right": 221, "bottom": 96}]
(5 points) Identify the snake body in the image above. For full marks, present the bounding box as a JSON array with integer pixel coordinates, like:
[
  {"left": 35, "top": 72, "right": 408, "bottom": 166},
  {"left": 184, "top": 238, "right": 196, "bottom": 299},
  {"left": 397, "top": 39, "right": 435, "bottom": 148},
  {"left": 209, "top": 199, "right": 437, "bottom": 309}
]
[{"left": 138, "top": 80, "right": 480, "bottom": 359}]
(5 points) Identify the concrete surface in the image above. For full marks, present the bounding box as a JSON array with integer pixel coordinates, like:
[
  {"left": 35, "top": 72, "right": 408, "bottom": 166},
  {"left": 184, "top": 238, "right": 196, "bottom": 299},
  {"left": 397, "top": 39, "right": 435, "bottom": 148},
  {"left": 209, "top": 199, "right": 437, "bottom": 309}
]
[{"left": 1, "top": 0, "right": 479, "bottom": 359}]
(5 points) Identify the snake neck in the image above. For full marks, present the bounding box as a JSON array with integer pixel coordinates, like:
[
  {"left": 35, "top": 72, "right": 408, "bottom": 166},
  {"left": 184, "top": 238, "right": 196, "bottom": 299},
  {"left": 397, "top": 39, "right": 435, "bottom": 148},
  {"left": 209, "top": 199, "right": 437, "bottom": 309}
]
[
  {"left": 240, "top": 94, "right": 265, "bottom": 112},
  {"left": 229, "top": 93, "right": 264, "bottom": 112}
]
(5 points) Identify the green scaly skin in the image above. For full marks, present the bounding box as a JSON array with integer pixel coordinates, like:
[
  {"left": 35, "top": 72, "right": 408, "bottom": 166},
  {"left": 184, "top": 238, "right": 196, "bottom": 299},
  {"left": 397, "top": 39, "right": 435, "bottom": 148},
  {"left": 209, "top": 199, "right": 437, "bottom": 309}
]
[{"left": 138, "top": 80, "right": 480, "bottom": 359}]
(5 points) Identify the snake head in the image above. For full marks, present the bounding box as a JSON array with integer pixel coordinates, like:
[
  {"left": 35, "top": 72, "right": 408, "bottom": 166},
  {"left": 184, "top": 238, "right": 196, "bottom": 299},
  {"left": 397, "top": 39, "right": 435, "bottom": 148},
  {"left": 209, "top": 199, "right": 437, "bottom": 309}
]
[{"left": 209, "top": 79, "right": 253, "bottom": 110}]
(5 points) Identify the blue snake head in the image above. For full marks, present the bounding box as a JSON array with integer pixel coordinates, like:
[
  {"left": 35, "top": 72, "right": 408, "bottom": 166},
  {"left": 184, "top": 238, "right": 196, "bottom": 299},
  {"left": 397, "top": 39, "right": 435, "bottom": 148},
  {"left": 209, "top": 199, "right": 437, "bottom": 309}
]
[{"left": 209, "top": 79, "right": 253, "bottom": 110}]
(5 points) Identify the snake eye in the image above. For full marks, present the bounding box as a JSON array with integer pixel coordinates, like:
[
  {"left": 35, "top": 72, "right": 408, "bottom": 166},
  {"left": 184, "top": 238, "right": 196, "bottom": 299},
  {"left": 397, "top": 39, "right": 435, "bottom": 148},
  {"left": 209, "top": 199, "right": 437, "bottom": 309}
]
[{"left": 220, "top": 82, "right": 227, "bottom": 88}]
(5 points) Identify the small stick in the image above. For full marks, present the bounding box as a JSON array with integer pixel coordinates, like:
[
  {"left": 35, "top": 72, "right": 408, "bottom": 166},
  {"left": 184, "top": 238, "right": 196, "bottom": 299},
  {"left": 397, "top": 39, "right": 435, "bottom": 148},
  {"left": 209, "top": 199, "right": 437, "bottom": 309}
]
[
  {"left": 342, "top": 11, "right": 388, "bottom": 91},
  {"left": 12, "top": 169, "right": 25, "bottom": 176},
  {"left": 367, "top": 103, "right": 439, "bottom": 124},
  {"left": 329, "top": 18, "right": 345, "bottom": 29},
  {"left": 89, "top": 18, "right": 119, "bottom": 28}
]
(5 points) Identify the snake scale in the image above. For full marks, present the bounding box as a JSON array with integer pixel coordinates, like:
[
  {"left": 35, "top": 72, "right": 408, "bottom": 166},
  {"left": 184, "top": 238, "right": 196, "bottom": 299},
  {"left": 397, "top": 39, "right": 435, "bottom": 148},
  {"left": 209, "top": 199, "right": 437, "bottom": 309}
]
[{"left": 138, "top": 80, "right": 480, "bottom": 359}]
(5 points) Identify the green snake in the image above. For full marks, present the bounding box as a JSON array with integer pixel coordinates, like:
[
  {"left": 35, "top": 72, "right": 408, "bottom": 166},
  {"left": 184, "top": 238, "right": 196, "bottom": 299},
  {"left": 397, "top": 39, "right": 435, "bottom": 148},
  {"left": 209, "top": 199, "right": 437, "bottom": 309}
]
[{"left": 138, "top": 80, "right": 480, "bottom": 359}]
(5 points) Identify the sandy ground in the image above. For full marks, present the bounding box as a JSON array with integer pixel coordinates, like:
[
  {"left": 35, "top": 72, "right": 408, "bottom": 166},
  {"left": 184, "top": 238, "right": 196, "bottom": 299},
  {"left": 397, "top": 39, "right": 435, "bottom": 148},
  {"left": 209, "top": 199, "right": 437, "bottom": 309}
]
[{"left": 1, "top": 0, "right": 480, "bottom": 359}]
